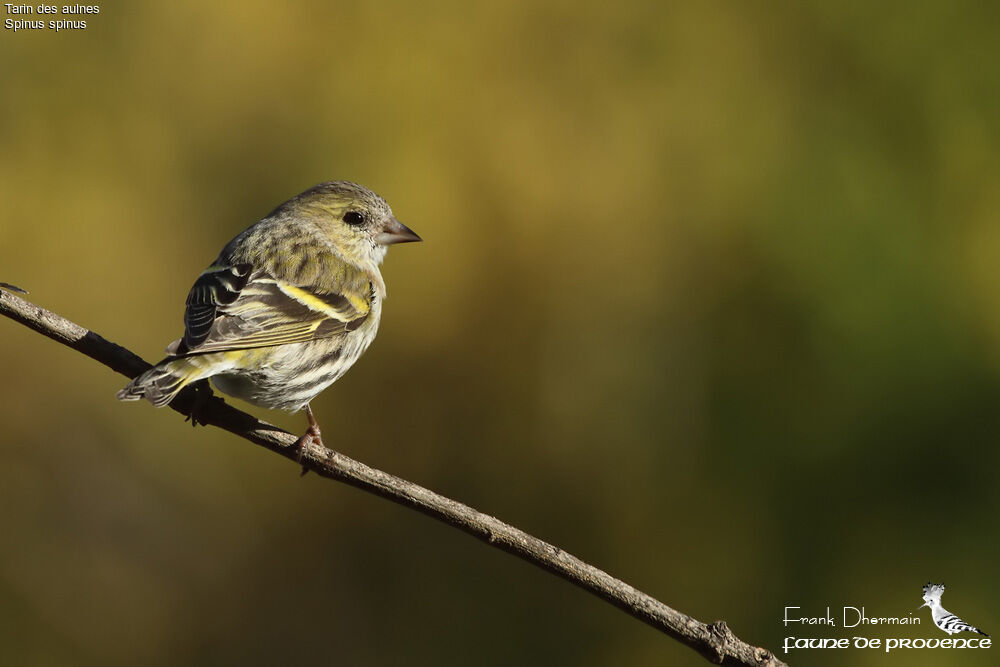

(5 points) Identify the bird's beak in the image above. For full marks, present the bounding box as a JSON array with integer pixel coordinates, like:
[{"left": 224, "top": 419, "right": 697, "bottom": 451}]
[
  {"left": 917, "top": 602, "right": 929, "bottom": 610},
  {"left": 376, "top": 217, "right": 422, "bottom": 245}
]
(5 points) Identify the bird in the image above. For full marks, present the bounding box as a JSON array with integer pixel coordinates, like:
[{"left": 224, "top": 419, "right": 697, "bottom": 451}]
[
  {"left": 919, "top": 582, "right": 989, "bottom": 636},
  {"left": 117, "top": 181, "right": 420, "bottom": 456}
]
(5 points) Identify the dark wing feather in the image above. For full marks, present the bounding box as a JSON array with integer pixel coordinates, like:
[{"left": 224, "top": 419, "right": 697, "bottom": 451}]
[
  {"left": 172, "top": 264, "right": 370, "bottom": 356},
  {"left": 183, "top": 264, "right": 253, "bottom": 349}
]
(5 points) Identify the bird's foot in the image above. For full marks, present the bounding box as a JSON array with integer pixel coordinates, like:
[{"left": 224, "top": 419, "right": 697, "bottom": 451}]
[
  {"left": 296, "top": 404, "right": 324, "bottom": 476},
  {"left": 184, "top": 380, "right": 216, "bottom": 427},
  {"left": 295, "top": 423, "right": 323, "bottom": 463}
]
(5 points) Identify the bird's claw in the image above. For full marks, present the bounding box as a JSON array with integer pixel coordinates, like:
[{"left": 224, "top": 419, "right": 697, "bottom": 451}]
[
  {"left": 183, "top": 380, "right": 216, "bottom": 427},
  {"left": 295, "top": 426, "right": 324, "bottom": 476}
]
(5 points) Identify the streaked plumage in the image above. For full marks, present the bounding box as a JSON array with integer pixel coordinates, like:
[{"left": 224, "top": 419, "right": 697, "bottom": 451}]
[
  {"left": 118, "top": 181, "right": 420, "bottom": 449},
  {"left": 919, "top": 583, "right": 989, "bottom": 637}
]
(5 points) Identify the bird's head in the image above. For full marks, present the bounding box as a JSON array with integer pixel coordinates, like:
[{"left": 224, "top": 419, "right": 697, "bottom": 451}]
[
  {"left": 919, "top": 582, "right": 946, "bottom": 610},
  {"left": 289, "top": 180, "right": 421, "bottom": 267}
]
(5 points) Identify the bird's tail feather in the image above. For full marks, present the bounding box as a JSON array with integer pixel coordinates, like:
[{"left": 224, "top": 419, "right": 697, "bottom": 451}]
[{"left": 117, "top": 357, "right": 206, "bottom": 407}]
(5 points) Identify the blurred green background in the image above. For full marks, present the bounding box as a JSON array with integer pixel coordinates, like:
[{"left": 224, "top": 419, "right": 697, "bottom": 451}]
[{"left": 2, "top": 1, "right": 998, "bottom": 665}]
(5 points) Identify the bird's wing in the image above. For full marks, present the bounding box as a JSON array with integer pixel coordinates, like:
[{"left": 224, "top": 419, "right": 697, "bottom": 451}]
[{"left": 169, "top": 263, "right": 371, "bottom": 355}]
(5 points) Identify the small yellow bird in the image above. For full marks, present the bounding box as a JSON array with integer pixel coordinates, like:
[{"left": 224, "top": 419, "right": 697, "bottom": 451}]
[{"left": 118, "top": 181, "right": 420, "bottom": 452}]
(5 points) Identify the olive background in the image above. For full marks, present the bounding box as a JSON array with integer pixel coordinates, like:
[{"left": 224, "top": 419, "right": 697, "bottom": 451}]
[{"left": 1, "top": 2, "right": 998, "bottom": 666}]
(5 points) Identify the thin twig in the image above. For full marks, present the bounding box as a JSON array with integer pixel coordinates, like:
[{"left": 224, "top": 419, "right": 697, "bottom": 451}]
[{"left": 0, "top": 288, "right": 786, "bottom": 667}]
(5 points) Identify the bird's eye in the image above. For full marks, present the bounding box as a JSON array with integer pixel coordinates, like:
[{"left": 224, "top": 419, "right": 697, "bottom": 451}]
[{"left": 343, "top": 211, "right": 365, "bottom": 226}]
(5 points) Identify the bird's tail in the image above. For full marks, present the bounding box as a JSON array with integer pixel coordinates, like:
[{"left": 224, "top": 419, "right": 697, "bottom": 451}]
[
  {"left": 974, "top": 627, "right": 990, "bottom": 637},
  {"left": 117, "top": 357, "right": 207, "bottom": 407}
]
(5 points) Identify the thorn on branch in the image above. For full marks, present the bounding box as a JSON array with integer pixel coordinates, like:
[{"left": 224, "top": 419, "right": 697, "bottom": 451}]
[{"left": 0, "top": 282, "right": 28, "bottom": 294}]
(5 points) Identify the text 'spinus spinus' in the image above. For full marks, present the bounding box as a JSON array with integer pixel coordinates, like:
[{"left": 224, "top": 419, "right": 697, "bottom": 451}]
[{"left": 118, "top": 181, "right": 420, "bottom": 452}]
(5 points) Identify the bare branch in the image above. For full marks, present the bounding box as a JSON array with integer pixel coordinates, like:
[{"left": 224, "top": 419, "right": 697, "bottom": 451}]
[{"left": 0, "top": 288, "right": 787, "bottom": 667}]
